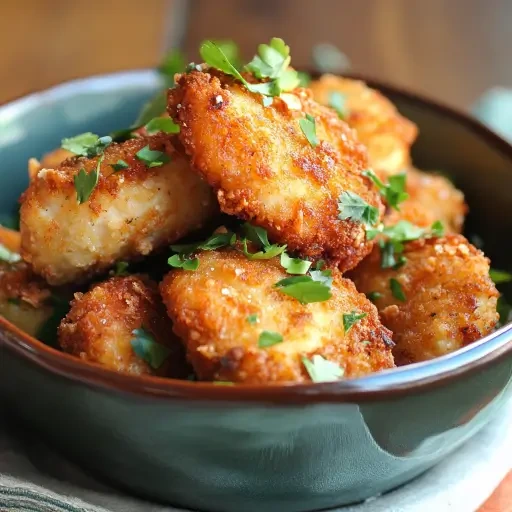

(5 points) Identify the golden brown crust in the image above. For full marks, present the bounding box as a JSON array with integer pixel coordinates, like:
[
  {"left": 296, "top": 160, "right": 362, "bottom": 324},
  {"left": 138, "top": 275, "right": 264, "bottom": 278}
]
[
  {"left": 310, "top": 75, "right": 417, "bottom": 177},
  {"left": 160, "top": 248, "right": 394, "bottom": 384},
  {"left": 349, "top": 235, "right": 499, "bottom": 364},
  {"left": 20, "top": 133, "right": 218, "bottom": 285},
  {"left": 58, "top": 275, "right": 188, "bottom": 377},
  {"left": 0, "top": 261, "right": 54, "bottom": 336},
  {"left": 168, "top": 70, "right": 383, "bottom": 273},
  {"left": 384, "top": 168, "right": 467, "bottom": 233}
]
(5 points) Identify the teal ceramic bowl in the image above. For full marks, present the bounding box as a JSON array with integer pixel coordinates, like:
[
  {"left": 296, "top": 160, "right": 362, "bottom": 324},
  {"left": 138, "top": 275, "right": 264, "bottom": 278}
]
[{"left": 1, "top": 71, "right": 511, "bottom": 512}]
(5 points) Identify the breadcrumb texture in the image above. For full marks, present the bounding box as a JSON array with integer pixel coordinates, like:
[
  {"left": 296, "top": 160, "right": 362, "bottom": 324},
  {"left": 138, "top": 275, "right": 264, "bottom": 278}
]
[
  {"left": 20, "top": 134, "right": 218, "bottom": 285},
  {"left": 168, "top": 70, "right": 383, "bottom": 273},
  {"left": 310, "top": 75, "right": 417, "bottom": 177},
  {"left": 58, "top": 275, "right": 188, "bottom": 377},
  {"left": 160, "top": 248, "right": 394, "bottom": 384},
  {"left": 384, "top": 168, "right": 467, "bottom": 233},
  {"left": 0, "top": 261, "right": 53, "bottom": 336},
  {"left": 349, "top": 235, "right": 499, "bottom": 364}
]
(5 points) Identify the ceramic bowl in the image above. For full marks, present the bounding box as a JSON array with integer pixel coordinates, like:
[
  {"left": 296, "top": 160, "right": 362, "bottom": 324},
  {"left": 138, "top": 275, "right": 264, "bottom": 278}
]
[{"left": 0, "top": 71, "right": 511, "bottom": 512}]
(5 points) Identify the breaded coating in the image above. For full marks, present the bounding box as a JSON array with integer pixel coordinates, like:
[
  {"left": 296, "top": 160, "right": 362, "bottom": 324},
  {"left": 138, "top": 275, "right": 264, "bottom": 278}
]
[
  {"left": 384, "top": 168, "right": 467, "bottom": 233},
  {"left": 310, "top": 75, "right": 417, "bottom": 177},
  {"left": 20, "top": 133, "right": 218, "bottom": 285},
  {"left": 168, "top": 70, "right": 383, "bottom": 273},
  {"left": 160, "top": 248, "right": 394, "bottom": 384},
  {"left": 59, "top": 275, "right": 188, "bottom": 377},
  {"left": 28, "top": 148, "right": 74, "bottom": 180},
  {"left": 0, "top": 261, "right": 53, "bottom": 336},
  {"left": 349, "top": 235, "right": 499, "bottom": 365}
]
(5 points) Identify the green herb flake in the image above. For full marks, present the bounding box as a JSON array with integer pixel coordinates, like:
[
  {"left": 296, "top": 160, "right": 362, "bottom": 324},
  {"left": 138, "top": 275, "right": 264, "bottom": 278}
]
[
  {"left": 242, "top": 223, "right": 270, "bottom": 247},
  {"left": 247, "top": 314, "right": 258, "bottom": 324},
  {"left": 329, "top": 91, "right": 347, "bottom": 119},
  {"left": 242, "top": 239, "right": 286, "bottom": 260},
  {"left": 337, "top": 191, "right": 379, "bottom": 227},
  {"left": 280, "top": 252, "right": 312, "bottom": 275},
  {"left": 366, "top": 291, "right": 383, "bottom": 303},
  {"left": 131, "top": 328, "right": 171, "bottom": 369},
  {"left": 262, "top": 96, "right": 274, "bottom": 107},
  {"left": 490, "top": 269, "right": 512, "bottom": 284},
  {"left": 299, "top": 114, "right": 318, "bottom": 147},
  {"left": 171, "top": 231, "right": 236, "bottom": 256},
  {"left": 144, "top": 117, "right": 180, "bottom": 135},
  {"left": 113, "top": 261, "right": 129, "bottom": 276},
  {"left": 168, "top": 254, "right": 200, "bottom": 271},
  {"left": 62, "top": 133, "right": 112, "bottom": 158},
  {"left": 342, "top": 311, "right": 368, "bottom": 333},
  {"left": 135, "top": 146, "right": 170, "bottom": 168},
  {"left": 430, "top": 220, "right": 445, "bottom": 237},
  {"left": 0, "top": 244, "right": 21, "bottom": 263},
  {"left": 258, "top": 330, "right": 283, "bottom": 348},
  {"left": 363, "top": 169, "right": 409, "bottom": 211},
  {"left": 390, "top": 278, "right": 406, "bottom": 302},
  {"left": 246, "top": 38, "right": 291, "bottom": 79},
  {"left": 302, "top": 354, "right": 344, "bottom": 383},
  {"left": 131, "top": 91, "right": 167, "bottom": 129},
  {"left": 312, "top": 43, "right": 351, "bottom": 74},
  {"left": 200, "top": 40, "right": 246, "bottom": 83},
  {"left": 111, "top": 160, "right": 129, "bottom": 172},
  {"left": 275, "top": 275, "right": 332, "bottom": 304},
  {"left": 74, "top": 156, "right": 102, "bottom": 204}
]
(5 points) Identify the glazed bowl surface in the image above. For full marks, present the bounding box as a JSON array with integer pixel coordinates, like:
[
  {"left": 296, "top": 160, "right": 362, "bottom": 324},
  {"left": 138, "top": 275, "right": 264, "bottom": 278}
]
[{"left": 0, "top": 70, "right": 511, "bottom": 512}]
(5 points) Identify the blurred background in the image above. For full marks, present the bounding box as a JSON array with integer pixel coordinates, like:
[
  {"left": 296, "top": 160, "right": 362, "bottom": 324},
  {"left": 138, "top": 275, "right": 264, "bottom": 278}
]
[{"left": 1, "top": 0, "right": 512, "bottom": 110}]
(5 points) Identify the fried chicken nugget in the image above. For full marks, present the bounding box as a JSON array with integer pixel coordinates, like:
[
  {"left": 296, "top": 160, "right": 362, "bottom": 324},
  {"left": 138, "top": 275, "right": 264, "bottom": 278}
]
[
  {"left": 168, "top": 70, "right": 383, "bottom": 273},
  {"left": 310, "top": 75, "right": 417, "bottom": 177},
  {"left": 59, "top": 275, "right": 188, "bottom": 377},
  {"left": 160, "top": 248, "right": 394, "bottom": 384},
  {"left": 349, "top": 235, "right": 499, "bottom": 365},
  {"left": 0, "top": 261, "right": 53, "bottom": 337},
  {"left": 20, "top": 134, "right": 218, "bottom": 285},
  {"left": 384, "top": 168, "right": 467, "bottom": 233}
]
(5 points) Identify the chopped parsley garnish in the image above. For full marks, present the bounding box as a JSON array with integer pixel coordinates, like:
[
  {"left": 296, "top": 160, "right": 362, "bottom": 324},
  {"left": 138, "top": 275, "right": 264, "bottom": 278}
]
[
  {"left": 168, "top": 254, "right": 200, "bottom": 271},
  {"left": 131, "top": 328, "right": 171, "bottom": 369},
  {"left": 302, "top": 355, "right": 344, "bottom": 382},
  {"left": 262, "top": 96, "right": 274, "bottom": 107},
  {"left": 111, "top": 160, "right": 129, "bottom": 172},
  {"left": 275, "top": 272, "right": 332, "bottom": 304},
  {"left": 131, "top": 91, "right": 168, "bottom": 130},
  {"left": 490, "top": 269, "right": 512, "bottom": 284},
  {"left": 368, "top": 220, "right": 445, "bottom": 269},
  {"left": 258, "top": 330, "right": 283, "bottom": 348},
  {"left": 246, "top": 38, "right": 291, "bottom": 79},
  {"left": 171, "top": 231, "right": 236, "bottom": 255},
  {"left": 337, "top": 191, "right": 379, "bottom": 228},
  {"left": 309, "top": 268, "right": 333, "bottom": 287},
  {"left": 0, "top": 244, "right": 21, "bottom": 263},
  {"left": 247, "top": 314, "right": 258, "bottom": 324},
  {"left": 112, "top": 261, "right": 129, "bottom": 276},
  {"left": 430, "top": 220, "right": 445, "bottom": 237},
  {"left": 200, "top": 38, "right": 299, "bottom": 98},
  {"left": 299, "top": 114, "right": 318, "bottom": 147},
  {"left": 362, "top": 170, "right": 409, "bottom": 211},
  {"left": 74, "top": 156, "right": 102, "bottom": 204},
  {"left": 135, "top": 146, "right": 170, "bottom": 168},
  {"left": 329, "top": 91, "right": 347, "bottom": 119},
  {"left": 242, "top": 239, "right": 286, "bottom": 260},
  {"left": 390, "top": 278, "right": 406, "bottom": 302},
  {"left": 342, "top": 311, "right": 367, "bottom": 333},
  {"left": 280, "top": 252, "right": 312, "bottom": 275},
  {"left": 366, "top": 291, "right": 383, "bottom": 303},
  {"left": 144, "top": 117, "right": 180, "bottom": 135},
  {"left": 62, "top": 133, "right": 112, "bottom": 158},
  {"left": 239, "top": 223, "right": 286, "bottom": 260}
]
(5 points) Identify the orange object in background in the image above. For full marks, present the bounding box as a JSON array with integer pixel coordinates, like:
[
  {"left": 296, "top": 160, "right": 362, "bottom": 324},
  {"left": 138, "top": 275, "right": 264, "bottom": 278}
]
[{"left": 479, "top": 472, "right": 512, "bottom": 512}]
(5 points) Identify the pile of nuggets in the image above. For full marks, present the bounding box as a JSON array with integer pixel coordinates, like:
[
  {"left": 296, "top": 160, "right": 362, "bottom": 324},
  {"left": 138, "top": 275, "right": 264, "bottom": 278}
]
[{"left": 0, "top": 40, "right": 501, "bottom": 384}]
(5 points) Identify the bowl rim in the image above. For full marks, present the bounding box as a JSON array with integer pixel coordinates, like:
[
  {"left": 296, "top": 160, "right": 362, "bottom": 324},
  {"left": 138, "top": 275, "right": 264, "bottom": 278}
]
[{"left": 1, "top": 69, "right": 511, "bottom": 404}]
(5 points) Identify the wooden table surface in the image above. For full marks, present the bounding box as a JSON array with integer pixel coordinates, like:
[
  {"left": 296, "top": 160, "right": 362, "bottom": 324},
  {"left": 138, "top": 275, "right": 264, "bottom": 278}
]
[{"left": 0, "top": 0, "right": 510, "bottom": 509}]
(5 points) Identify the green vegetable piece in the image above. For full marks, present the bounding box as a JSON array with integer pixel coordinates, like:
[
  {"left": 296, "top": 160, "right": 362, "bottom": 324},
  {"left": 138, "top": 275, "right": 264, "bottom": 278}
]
[
  {"left": 131, "top": 328, "right": 171, "bottom": 369},
  {"left": 302, "top": 354, "right": 344, "bottom": 382},
  {"left": 390, "top": 278, "right": 406, "bottom": 302},
  {"left": 299, "top": 113, "right": 318, "bottom": 147},
  {"left": 258, "top": 330, "right": 283, "bottom": 348},
  {"left": 337, "top": 191, "right": 379, "bottom": 227},
  {"left": 144, "top": 117, "right": 180, "bottom": 135},
  {"left": 342, "top": 311, "right": 367, "bottom": 333},
  {"left": 135, "top": 146, "right": 170, "bottom": 168},
  {"left": 280, "top": 252, "right": 312, "bottom": 275}
]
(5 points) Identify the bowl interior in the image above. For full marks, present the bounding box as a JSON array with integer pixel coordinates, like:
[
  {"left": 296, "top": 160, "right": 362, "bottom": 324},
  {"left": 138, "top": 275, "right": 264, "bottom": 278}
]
[{"left": 0, "top": 70, "right": 511, "bottom": 397}]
